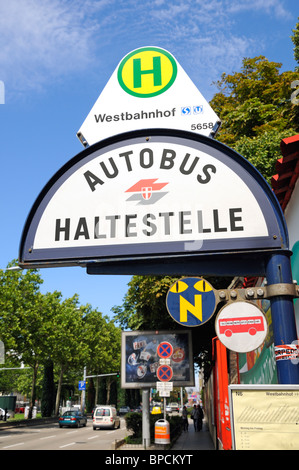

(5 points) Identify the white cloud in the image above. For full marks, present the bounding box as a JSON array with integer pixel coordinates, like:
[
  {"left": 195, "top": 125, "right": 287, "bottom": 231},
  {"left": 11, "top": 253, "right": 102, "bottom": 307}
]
[
  {"left": 226, "top": 0, "right": 292, "bottom": 19},
  {"left": 0, "top": 0, "right": 293, "bottom": 97},
  {"left": 0, "top": 0, "right": 99, "bottom": 92}
]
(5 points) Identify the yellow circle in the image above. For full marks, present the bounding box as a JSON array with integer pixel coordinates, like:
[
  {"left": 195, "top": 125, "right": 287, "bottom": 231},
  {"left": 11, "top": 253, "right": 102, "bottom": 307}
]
[{"left": 118, "top": 47, "right": 177, "bottom": 98}]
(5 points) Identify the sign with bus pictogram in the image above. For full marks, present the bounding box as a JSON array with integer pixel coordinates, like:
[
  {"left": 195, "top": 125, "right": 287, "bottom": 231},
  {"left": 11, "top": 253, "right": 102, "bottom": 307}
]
[{"left": 215, "top": 301, "right": 268, "bottom": 353}]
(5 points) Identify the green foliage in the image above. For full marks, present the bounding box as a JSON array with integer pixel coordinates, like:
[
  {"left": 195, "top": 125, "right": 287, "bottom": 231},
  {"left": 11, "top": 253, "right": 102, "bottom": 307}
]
[
  {"left": 210, "top": 56, "right": 298, "bottom": 179},
  {"left": 291, "top": 18, "right": 299, "bottom": 71},
  {"left": 0, "top": 260, "right": 121, "bottom": 417}
]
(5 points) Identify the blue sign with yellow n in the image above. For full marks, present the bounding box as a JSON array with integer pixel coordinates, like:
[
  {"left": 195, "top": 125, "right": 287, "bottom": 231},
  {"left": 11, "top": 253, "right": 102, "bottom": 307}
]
[{"left": 166, "top": 277, "right": 216, "bottom": 327}]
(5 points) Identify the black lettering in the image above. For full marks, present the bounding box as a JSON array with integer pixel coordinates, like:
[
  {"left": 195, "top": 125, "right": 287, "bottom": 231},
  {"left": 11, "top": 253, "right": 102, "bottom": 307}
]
[
  {"left": 119, "top": 150, "right": 133, "bottom": 171},
  {"left": 74, "top": 217, "right": 90, "bottom": 240},
  {"left": 142, "top": 213, "right": 157, "bottom": 236},
  {"left": 197, "top": 164, "right": 216, "bottom": 184},
  {"left": 84, "top": 170, "right": 104, "bottom": 192},
  {"left": 180, "top": 153, "right": 199, "bottom": 175},
  {"left": 140, "top": 148, "right": 154, "bottom": 169},
  {"left": 197, "top": 210, "right": 211, "bottom": 233},
  {"left": 106, "top": 215, "right": 120, "bottom": 238},
  {"left": 213, "top": 209, "right": 227, "bottom": 232},
  {"left": 160, "top": 149, "right": 176, "bottom": 169},
  {"left": 230, "top": 208, "right": 244, "bottom": 231},
  {"left": 179, "top": 211, "right": 192, "bottom": 234},
  {"left": 94, "top": 114, "right": 106, "bottom": 123},
  {"left": 94, "top": 217, "right": 106, "bottom": 239},
  {"left": 100, "top": 157, "right": 118, "bottom": 179},
  {"left": 159, "top": 212, "right": 174, "bottom": 235},
  {"left": 55, "top": 218, "right": 70, "bottom": 241},
  {"left": 125, "top": 214, "right": 137, "bottom": 237}
]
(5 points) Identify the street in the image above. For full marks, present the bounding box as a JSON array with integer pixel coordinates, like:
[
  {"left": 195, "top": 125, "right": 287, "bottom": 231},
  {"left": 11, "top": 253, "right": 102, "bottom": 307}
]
[{"left": 0, "top": 418, "right": 128, "bottom": 450}]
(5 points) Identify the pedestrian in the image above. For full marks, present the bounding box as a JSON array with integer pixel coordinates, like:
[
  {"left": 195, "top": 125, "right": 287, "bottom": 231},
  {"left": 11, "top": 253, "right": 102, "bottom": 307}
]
[
  {"left": 191, "top": 404, "right": 199, "bottom": 431},
  {"left": 182, "top": 406, "right": 188, "bottom": 431},
  {"left": 197, "top": 404, "right": 204, "bottom": 431}
]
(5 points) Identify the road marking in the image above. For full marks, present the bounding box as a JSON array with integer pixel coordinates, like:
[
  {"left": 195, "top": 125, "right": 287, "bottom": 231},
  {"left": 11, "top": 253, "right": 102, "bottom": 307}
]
[
  {"left": 59, "top": 442, "right": 76, "bottom": 448},
  {"left": 3, "top": 442, "right": 24, "bottom": 449},
  {"left": 40, "top": 435, "right": 56, "bottom": 440},
  {"left": 88, "top": 435, "right": 99, "bottom": 440}
]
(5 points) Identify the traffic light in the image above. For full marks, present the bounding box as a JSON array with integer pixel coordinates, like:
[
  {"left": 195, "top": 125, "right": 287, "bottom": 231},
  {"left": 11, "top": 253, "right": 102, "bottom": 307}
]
[{"left": 116, "top": 371, "right": 120, "bottom": 378}]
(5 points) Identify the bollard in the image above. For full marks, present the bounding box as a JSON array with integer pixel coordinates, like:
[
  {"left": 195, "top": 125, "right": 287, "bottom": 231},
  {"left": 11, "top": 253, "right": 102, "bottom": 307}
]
[{"left": 154, "top": 419, "right": 170, "bottom": 445}]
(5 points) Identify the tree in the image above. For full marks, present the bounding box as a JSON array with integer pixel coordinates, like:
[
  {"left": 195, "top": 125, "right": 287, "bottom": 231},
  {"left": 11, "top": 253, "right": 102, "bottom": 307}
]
[
  {"left": 291, "top": 17, "right": 299, "bottom": 71},
  {"left": 0, "top": 263, "right": 48, "bottom": 418},
  {"left": 210, "top": 56, "right": 299, "bottom": 181},
  {"left": 41, "top": 361, "right": 55, "bottom": 417}
]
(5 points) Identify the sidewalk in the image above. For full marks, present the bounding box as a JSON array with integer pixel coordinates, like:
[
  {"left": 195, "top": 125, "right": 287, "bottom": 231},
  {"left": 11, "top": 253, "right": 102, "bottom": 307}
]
[
  {"left": 171, "top": 418, "right": 215, "bottom": 450},
  {"left": 119, "top": 417, "right": 215, "bottom": 451}
]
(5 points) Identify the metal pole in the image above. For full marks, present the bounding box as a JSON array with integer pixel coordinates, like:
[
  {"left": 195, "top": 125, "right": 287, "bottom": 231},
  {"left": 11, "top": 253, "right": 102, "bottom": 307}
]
[
  {"left": 81, "top": 366, "right": 86, "bottom": 413},
  {"left": 142, "top": 389, "right": 150, "bottom": 449},
  {"left": 266, "top": 252, "right": 299, "bottom": 384}
]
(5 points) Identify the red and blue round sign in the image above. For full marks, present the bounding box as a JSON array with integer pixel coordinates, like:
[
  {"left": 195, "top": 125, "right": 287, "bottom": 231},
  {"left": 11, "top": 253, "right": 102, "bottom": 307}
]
[
  {"left": 157, "top": 365, "right": 173, "bottom": 382},
  {"left": 157, "top": 341, "right": 173, "bottom": 359}
]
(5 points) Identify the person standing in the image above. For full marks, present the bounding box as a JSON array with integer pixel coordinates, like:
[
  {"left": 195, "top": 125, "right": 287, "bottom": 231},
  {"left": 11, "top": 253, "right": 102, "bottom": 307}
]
[
  {"left": 191, "top": 404, "right": 199, "bottom": 431},
  {"left": 182, "top": 406, "right": 188, "bottom": 431},
  {"left": 197, "top": 404, "right": 204, "bottom": 431}
]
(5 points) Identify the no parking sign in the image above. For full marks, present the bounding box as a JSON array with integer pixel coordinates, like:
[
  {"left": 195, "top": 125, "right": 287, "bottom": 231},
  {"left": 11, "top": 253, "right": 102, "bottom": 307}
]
[
  {"left": 157, "top": 365, "right": 173, "bottom": 382},
  {"left": 157, "top": 341, "right": 173, "bottom": 359}
]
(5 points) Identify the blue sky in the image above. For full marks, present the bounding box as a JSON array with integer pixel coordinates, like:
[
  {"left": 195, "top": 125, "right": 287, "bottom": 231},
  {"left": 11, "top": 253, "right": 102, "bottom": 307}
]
[{"left": 0, "top": 0, "right": 298, "bottom": 319}]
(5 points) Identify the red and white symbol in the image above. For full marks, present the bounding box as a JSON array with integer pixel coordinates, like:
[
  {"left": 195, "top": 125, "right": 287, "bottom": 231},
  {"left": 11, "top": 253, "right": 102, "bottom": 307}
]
[
  {"left": 172, "top": 347, "right": 185, "bottom": 363},
  {"left": 141, "top": 186, "right": 153, "bottom": 200},
  {"left": 126, "top": 179, "right": 168, "bottom": 204}
]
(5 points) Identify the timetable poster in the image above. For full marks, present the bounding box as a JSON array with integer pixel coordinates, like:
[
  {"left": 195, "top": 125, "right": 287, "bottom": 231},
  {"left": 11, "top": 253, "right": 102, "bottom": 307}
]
[{"left": 229, "top": 385, "right": 299, "bottom": 450}]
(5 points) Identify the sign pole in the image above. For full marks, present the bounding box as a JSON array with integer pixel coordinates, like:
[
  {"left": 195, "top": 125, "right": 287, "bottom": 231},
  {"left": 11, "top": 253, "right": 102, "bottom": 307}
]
[{"left": 266, "top": 252, "right": 299, "bottom": 384}]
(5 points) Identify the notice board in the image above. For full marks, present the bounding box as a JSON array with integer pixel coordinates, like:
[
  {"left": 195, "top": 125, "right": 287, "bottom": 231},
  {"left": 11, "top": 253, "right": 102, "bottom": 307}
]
[{"left": 229, "top": 385, "right": 299, "bottom": 450}]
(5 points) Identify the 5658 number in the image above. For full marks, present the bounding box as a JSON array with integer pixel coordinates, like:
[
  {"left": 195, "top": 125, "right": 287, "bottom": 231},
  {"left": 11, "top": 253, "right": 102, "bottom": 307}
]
[{"left": 191, "top": 122, "right": 214, "bottom": 131}]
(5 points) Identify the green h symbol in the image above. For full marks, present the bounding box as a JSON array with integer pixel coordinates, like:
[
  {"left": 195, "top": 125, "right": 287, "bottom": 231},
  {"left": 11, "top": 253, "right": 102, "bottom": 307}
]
[{"left": 133, "top": 56, "right": 162, "bottom": 88}]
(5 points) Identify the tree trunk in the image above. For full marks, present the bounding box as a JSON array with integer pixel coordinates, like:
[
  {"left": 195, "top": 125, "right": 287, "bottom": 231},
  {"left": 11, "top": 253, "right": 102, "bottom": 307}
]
[
  {"left": 55, "top": 366, "right": 64, "bottom": 416},
  {"left": 29, "top": 362, "right": 39, "bottom": 419}
]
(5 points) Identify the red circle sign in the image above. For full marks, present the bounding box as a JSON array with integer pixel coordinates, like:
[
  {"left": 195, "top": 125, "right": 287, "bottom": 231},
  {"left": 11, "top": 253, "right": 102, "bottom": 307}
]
[
  {"left": 157, "top": 341, "right": 173, "bottom": 359},
  {"left": 157, "top": 365, "right": 173, "bottom": 382},
  {"left": 172, "top": 347, "right": 185, "bottom": 363}
]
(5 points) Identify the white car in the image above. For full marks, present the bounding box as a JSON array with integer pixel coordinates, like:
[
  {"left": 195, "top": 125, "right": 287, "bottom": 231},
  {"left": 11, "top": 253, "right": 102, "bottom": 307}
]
[{"left": 93, "top": 405, "right": 120, "bottom": 430}]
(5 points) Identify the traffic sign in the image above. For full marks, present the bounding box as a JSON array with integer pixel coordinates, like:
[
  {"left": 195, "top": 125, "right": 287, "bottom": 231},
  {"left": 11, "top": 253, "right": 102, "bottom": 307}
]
[
  {"left": 157, "top": 341, "right": 173, "bottom": 359},
  {"left": 78, "top": 380, "right": 86, "bottom": 391},
  {"left": 77, "top": 46, "right": 221, "bottom": 146},
  {"left": 156, "top": 382, "right": 173, "bottom": 391},
  {"left": 166, "top": 277, "right": 217, "bottom": 327},
  {"left": 157, "top": 365, "right": 173, "bottom": 382},
  {"left": 215, "top": 301, "right": 268, "bottom": 353}
]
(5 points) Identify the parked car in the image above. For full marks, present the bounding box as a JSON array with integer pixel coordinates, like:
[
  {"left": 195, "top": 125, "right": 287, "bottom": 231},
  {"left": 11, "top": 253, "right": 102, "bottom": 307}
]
[
  {"left": 93, "top": 405, "right": 120, "bottom": 430},
  {"left": 169, "top": 402, "right": 179, "bottom": 412},
  {"left": 165, "top": 405, "right": 172, "bottom": 413},
  {"left": 0, "top": 408, "right": 10, "bottom": 420},
  {"left": 119, "top": 406, "right": 131, "bottom": 415},
  {"left": 59, "top": 410, "right": 87, "bottom": 428}
]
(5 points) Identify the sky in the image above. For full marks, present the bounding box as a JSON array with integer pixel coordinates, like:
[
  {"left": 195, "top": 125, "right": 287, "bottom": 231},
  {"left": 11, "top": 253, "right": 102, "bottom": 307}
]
[{"left": 0, "top": 0, "right": 298, "bottom": 320}]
